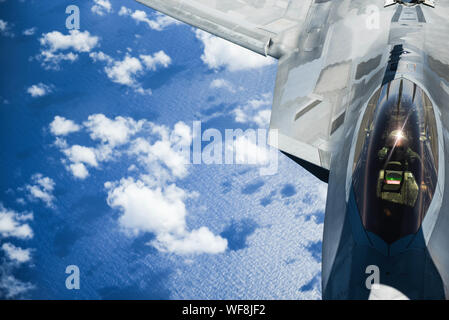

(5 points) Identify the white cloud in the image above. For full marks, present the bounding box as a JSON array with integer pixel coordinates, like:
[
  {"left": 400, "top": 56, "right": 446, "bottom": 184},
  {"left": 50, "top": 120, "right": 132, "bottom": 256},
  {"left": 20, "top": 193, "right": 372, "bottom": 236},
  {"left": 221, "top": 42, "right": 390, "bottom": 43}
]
[
  {"left": 38, "top": 30, "right": 99, "bottom": 69},
  {"left": 0, "top": 206, "right": 33, "bottom": 240},
  {"left": 91, "top": 0, "right": 112, "bottom": 16},
  {"left": 40, "top": 30, "right": 99, "bottom": 53},
  {"left": 53, "top": 114, "right": 145, "bottom": 178},
  {"left": 129, "top": 121, "right": 192, "bottom": 180},
  {"left": 107, "top": 179, "right": 187, "bottom": 235},
  {"left": 0, "top": 274, "right": 34, "bottom": 299},
  {"left": 210, "top": 78, "right": 235, "bottom": 92},
  {"left": 253, "top": 109, "right": 271, "bottom": 127},
  {"left": 195, "top": 30, "right": 275, "bottom": 72},
  {"left": 23, "top": 27, "right": 37, "bottom": 36},
  {"left": 106, "top": 178, "right": 227, "bottom": 255},
  {"left": 173, "top": 121, "right": 192, "bottom": 146},
  {"left": 232, "top": 135, "right": 270, "bottom": 165},
  {"left": 63, "top": 145, "right": 98, "bottom": 167},
  {"left": 140, "top": 51, "right": 171, "bottom": 70},
  {"left": 104, "top": 55, "right": 143, "bottom": 86},
  {"left": 52, "top": 116, "right": 192, "bottom": 182},
  {"left": 0, "top": 205, "right": 34, "bottom": 298},
  {"left": 154, "top": 227, "right": 228, "bottom": 255},
  {"left": 84, "top": 114, "right": 144, "bottom": 147},
  {"left": 103, "top": 119, "right": 225, "bottom": 255},
  {"left": 50, "top": 115, "right": 226, "bottom": 255},
  {"left": 69, "top": 163, "right": 89, "bottom": 179},
  {"left": 118, "top": 6, "right": 132, "bottom": 16},
  {"left": 233, "top": 94, "right": 272, "bottom": 127},
  {"left": 26, "top": 174, "right": 55, "bottom": 208},
  {"left": 49, "top": 116, "right": 81, "bottom": 136},
  {"left": 0, "top": 19, "right": 14, "bottom": 37},
  {"left": 119, "top": 6, "right": 179, "bottom": 31},
  {"left": 27, "top": 83, "right": 51, "bottom": 98},
  {"left": 90, "top": 51, "right": 171, "bottom": 94},
  {"left": 1, "top": 243, "right": 32, "bottom": 264},
  {"left": 37, "top": 50, "right": 78, "bottom": 69},
  {"left": 89, "top": 51, "right": 113, "bottom": 64},
  {"left": 54, "top": 137, "right": 68, "bottom": 149}
]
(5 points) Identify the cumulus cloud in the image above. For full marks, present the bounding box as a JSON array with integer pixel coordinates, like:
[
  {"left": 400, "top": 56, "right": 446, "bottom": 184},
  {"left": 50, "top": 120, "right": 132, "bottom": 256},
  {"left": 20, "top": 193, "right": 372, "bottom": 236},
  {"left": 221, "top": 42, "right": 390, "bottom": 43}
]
[
  {"left": 90, "top": 51, "right": 171, "bottom": 94},
  {"left": 91, "top": 0, "right": 112, "bottom": 16},
  {"left": 23, "top": 27, "right": 37, "bottom": 36},
  {"left": 195, "top": 30, "right": 275, "bottom": 72},
  {"left": 37, "top": 30, "right": 99, "bottom": 69},
  {"left": 107, "top": 179, "right": 187, "bottom": 235},
  {"left": 154, "top": 227, "right": 228, "bottom": 255},
  {"left": 89, "top": 51, "right": 113, "bottom": 64},
  {"left": 119, "top": 6, "right": 180, "bottom": 31},
  {"left": 232, "top": 135, "right": 271, "bottom": 165},
  {"left": 69, "top": 163, "right": 89, "bottom": 179},
  {"left": 0, "top": 274, "right": 35, "bottom": 299},
  {"left": 0, "top": 19, "right": 14, "bottom": 37},
  {"left": 139, "top": 51, "right": 171, "bottom": 70},
  {"left": 52, "top": 114, "right": 146, "bottom": 179},
  {"left": 84, "top": 114, "right": 144, "bottom": 147},
  {"left": 105, "top": 55, "right": 143, "bottom": 86},
  {"left": 26, "top": 174, "right": 55, "bottom": 208},
  {"left": 27, "top": 83, "right": 51, "bottom": 98},
  {"left": 49, "top": 114, "right": 226, "bottom": 255},
  {"left": 49, "top": 116, "right": 81, "bottom": 136},
  {"left": 40, "top": 30, "right": 99, "bottom": 53},
  {"left": 60, "top": 144, "right": 103, "bottom": 180},
  {"left": 129, "top": 122, "right": 192, "bottom": 180},
  {"left": 210, "top": 78, "right": 235, "bottom": 93},
  {"left": 63, "top": 145, "right": 98, "bottom": 168},
  {"left": 37, "top": 50, "right": 78, "bottom": 69},
  {"left": 0, "top": 206, "right": 33, "bottom": 240},
  {"left": 0, "top": 205, "right": 35, "bottom": 298},
  {"left": 106, "top": 178, "right": 227, "bottom": 255},
  {"left": 105, "top": 120, "right": 226, "bottom": 255},
  {"left": 1, "top": 243, "right": 32, "bottom": 264},
  {"left": 233, "top": 94, "right": 272, "bottom": 127}
]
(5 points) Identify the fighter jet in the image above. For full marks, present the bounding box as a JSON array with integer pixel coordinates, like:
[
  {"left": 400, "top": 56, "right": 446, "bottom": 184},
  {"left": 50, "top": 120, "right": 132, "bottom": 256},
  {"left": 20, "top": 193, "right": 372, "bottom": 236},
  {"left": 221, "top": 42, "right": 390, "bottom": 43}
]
[{"left": 136, "top": 0, "right": 449, "bottom": 299}]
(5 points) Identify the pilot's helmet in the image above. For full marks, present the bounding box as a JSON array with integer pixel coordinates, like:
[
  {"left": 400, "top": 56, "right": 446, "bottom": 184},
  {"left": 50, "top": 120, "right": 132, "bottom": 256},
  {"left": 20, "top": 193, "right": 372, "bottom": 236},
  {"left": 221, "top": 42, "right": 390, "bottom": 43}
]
[{"left": 386, "top": 130, "right": 408, "bottom": 148}]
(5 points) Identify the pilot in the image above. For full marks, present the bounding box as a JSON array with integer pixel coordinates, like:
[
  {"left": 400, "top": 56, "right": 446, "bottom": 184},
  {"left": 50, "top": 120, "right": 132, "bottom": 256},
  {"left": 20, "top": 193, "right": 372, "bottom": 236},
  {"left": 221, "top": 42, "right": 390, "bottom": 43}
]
[
  {"left": 377, "top": 130, "right": 420, "bottom": 207},
  {"left": 378, "top": 130, "right": 419, "bottom": 166}
]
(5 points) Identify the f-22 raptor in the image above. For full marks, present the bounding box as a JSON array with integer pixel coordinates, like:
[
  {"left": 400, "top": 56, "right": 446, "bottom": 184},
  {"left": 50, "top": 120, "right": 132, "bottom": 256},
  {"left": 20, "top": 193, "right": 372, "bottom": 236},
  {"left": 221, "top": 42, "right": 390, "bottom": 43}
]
[{"left": 136, "top": 0, "right": 449, "bottom": 299}]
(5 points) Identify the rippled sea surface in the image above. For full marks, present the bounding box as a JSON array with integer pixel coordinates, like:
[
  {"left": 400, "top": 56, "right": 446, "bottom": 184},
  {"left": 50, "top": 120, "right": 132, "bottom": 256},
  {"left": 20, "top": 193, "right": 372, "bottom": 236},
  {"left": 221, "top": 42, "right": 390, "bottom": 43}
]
[{"left": 0, "top": 0, "right": 325, "bottom": 299}]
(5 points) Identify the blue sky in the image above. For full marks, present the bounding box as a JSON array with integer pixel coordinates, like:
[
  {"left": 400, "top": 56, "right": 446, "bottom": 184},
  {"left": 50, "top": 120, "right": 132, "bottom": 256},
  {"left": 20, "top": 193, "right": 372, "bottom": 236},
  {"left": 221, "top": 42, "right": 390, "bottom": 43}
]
[{"left": 0, "top": 0, "right": 326, "bottom": 299}]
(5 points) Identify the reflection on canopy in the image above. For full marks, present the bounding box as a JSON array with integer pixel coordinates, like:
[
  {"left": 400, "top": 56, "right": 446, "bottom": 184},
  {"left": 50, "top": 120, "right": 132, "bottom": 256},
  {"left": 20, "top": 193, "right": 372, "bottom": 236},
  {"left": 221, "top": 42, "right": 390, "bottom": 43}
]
[{"left": 352, "top": 79, "right": 438, "bottom": 244}]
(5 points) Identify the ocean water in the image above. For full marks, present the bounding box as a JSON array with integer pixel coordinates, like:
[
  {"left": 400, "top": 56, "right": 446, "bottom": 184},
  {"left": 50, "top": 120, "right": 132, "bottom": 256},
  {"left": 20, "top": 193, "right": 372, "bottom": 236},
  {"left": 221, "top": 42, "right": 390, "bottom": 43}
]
[{"left": 0, "top": 0, "right": 326, "bottom": 299}]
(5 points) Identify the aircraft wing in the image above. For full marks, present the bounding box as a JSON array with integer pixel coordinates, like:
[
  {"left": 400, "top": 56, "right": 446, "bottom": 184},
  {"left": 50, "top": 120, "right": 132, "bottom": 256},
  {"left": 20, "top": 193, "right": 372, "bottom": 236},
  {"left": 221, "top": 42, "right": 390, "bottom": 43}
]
[
  {"left": 136, "top": 0, "right": 396, "bottom": 182},
  {"left": 268, "top": 0, "right": 397, "bottom": 181},
  {"left": 423, "top": 2, "right": 449, "bottom": 82},
  {"left": 136, "top": 0, "right": 313, "bottom": 58}
]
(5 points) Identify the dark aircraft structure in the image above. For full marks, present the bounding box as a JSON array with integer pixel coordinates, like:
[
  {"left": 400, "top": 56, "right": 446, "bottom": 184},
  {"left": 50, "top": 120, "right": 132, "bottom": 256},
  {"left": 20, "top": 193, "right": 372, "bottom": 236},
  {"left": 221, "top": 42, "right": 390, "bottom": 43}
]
[{"left": 136, "top": 0, "right": 449, "bottom": 299}]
